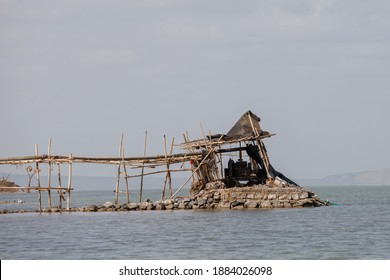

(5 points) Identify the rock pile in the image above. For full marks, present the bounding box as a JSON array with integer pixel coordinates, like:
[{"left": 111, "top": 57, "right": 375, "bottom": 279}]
[
  {"left": 0, "top": 182, "right": 329, "bottom": 214},
  {"left": 74, "top": 182, "right": 328, "bottom": 212}
]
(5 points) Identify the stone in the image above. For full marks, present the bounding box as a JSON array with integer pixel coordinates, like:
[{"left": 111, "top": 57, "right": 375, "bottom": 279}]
[
  {"left": 291, "top": 193, "right": 300, "bottom": 200},
  {"left": 271, "top": 201, "right": 282, "bottom": 208},
  {"left": 165, "top": 204, "right": 174, "bottom": 210},
  {"left": 279, "top": 194, "right": 288, "bottom": 200},
  {"left": 299, "top": 192, "right": 309, "bottom": 199},
  {"left": 260, "top": 201, "right": 272, "bottom": 208},
  {"left": 127, "top": 203, "right": 138, "bottom": 210},
  {"left": 120, "top": 204, "right": 129, "bottom": 210},
  {"left": 178, "top": 203, "right": 187, "bottom": 209},
  {"left": 207, "top": 197, "right": 214, "bottom": 204},
  {"left": 205, "top": 181, "right": 225, "bottom": 190},
  {"left": 285, "top": 202, "right": 293, "bottom": 208},
  {"left": 268, "top": 193, "right": 277, "bottom": 200},
  {"left": 49, "top": 206, "right": 60, "bottom": 212},
  {"left": 244, "top": 201, "right": 258, "bottom": 209},
  {"left": 103, "top": 201, "right": 115, "bottom": 208},
  {"left": 146, "top": 203, "right": 155, "bottom": 210},
  {"left": 85, "top": 205, "right": 98, "bottom": 212},
  {"left": 196, "top": 198, "right": 206, "bottom": 206},
  {"left": 207, "top": 203, "right": 218, "bottom": 209},
  {"left": 219, "top": 202, "right": 231, "bottom": 209},
  {"left": 164, "top": 199, "right": 173, "bottom": 205},
  {"left": 139, "top": 202, "right": 148, "bottom": 210},
  {"left": 155, "top": 203, "right": 165, "bottom": 210},
  {"left": 231, "top": 201, "right": 244, "bottom": 208}
]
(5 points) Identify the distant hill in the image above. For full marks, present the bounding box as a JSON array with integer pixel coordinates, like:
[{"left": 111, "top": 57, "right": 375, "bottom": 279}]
[{"left": 297, "top": 169, "right": 390, "bottom": 186}]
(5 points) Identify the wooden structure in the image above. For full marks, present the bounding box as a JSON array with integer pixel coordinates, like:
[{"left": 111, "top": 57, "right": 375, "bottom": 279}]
[{"left": 0, "top": 111, "right": 297, "bottom": 212}]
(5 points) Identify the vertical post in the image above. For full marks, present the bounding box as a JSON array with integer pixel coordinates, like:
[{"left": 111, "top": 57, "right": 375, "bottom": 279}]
[
  {"left": 184, "top": 132, "right": 203, "bottom": 183},
  {"left": 35, "top": 144, "right": 42, "bottom": 212},
  {"left": 122, "top": 148, "right": 130, "bottom": 204},
  {"left": 57, "top": 163, "right": 63, "bottom": 211},
  {"left": 115, "top": 134, "right": 124, "bottom": 205},
  {"left": 139, "top": 130, "right": 147, "bottom": 203},
  {"left": 209, "top": 130, "right": 220, "bottom": 180},
  {"left": 161, "top": 135, "right": 168, "bottom": 201},
  {"left": 47, "top": 138, "right": 52, "bottom": 209},
  {"left": 200, "top": 124, "right": 212, "bottom": 182},
  {"left": 67, "top": 154, "right": 72, "bottom": 211},
  {"left": 168, "top": 137, "right": 174, "bottom": 198}
]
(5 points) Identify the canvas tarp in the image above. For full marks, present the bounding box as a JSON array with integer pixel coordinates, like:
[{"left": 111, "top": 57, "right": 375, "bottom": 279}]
[{"left": 224, "top": 110, "right": 270, "bottom": 140}]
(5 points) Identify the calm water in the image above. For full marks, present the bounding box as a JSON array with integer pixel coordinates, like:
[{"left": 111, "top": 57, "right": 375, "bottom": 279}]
[{"left": 1, "top": 185, "right": 390, "bottom": 259}]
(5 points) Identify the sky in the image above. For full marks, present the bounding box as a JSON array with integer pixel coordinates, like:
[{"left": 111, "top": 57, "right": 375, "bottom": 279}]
[{"left": 1, "top": 0, "right": 390, "bottom": 179}]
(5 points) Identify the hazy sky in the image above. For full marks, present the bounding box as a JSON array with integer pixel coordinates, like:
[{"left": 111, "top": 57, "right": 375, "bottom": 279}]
[{"left": 1, "top": 0, "right": 390, "bottom": 179}]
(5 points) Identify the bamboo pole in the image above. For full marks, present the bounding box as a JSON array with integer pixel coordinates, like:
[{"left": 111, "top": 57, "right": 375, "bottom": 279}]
[
  {"left": 209, "top": 130, "right": 220, "bottom": 180},
  {"left": 200, "top": 124, "right": 212, "bottom": 182},
  {"left": 67, "top": 154, "right": 72, "bottom": 211},
  {"left": 183, "top": 132, "right": 203, "bottom": 184},
  {"left": 35, "top": 144, "right": 42, "bottom": 212},
  {"left": 168, "top": 137, "right": 174, "bottom": 198},
  {"left": 122, "top": 148, "right": 130, "bottom": 204},
  {"left": 1, "top": 186, "right": 71, "bottom": 191},
  {"left": 161, "top": 135, "right": 168, "bottom": 201},
  {"left": 47, "top": 138, "right": 52, "bottom": 208},
  {"left": 127, "top": 168, "right": 192, "bottom": 178},
  {"left": 172, "top": 135, "right": 223, "bottom": 198},
  {"left": 139, "top": 131, "right": 147, "bottom": 203},
  {"left": 161, "top": 135, "right": 174, "bottom": 200},
  {"left": 57, "top": 163, "right": 63, "bottom": 210},
  {"left": 115, "top": 134, "right": 123, "bottom": 205}
]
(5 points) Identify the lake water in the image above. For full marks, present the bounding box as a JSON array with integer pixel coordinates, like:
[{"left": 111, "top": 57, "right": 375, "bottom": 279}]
[{"left": 1, "top": 185, "right": 390, "bottom": 259}]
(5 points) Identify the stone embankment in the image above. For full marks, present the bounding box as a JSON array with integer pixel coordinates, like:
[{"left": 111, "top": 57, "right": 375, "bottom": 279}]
[
  {"left": 0, "top": 183, "right": 329, "bottom": 214},
  {"left": 59, "top": 183, "right": 328, "bottom": 212}
]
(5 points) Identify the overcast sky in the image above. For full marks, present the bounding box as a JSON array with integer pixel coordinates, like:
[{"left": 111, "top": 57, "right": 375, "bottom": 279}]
[{"left": 1, "top": 0, "right": 390, "bottom": 179}]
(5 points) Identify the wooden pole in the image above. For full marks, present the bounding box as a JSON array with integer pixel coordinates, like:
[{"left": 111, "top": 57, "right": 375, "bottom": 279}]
[
  {"left": 35, "top": 144, "right": 42, "bottom": 212},
  {"left": 172, "top": 135, "right": 223, "bottom": 198},
  {"left": 47, "top": 138, "right": 52, "bottom": 209},
  {"left": 209, "top": 130, "right": 220, "bottom": 180},
  {"left": 200, "top": 123, "right": 211, "bottom": 182},
  {"left": 115, "top": 134, "right": 123, "bottom": 205},
  {"left": 122, "top": 148, "right": 130, "bottom": 204},
  {"left": 168, "top": 137, "right": 174, "bottom": 198},
  {"left": 161, "top": 135, "right": 168, "bottom": 201},
  {"left": 126, "top": 168, "right": 192, "bottom": 178},
  {"left": 57, "top": 163, "right": 63, "bottom": 211},
  {"left": 160, "top": 135, "right": 174, "bottom": 200},
  {"left": 183, "top": 132, "right": 203, "bottom": 183},
  {"left": 67, "top": 154, "right": 72, "bottom": 211},
  {"left": 139, "top": 131, "right": 147, "bottom": 203}
]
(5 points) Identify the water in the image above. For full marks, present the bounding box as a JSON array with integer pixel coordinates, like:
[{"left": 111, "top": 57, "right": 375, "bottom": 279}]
[{"left": 1, "top": 185, "right": 390, "bottom": 259}]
